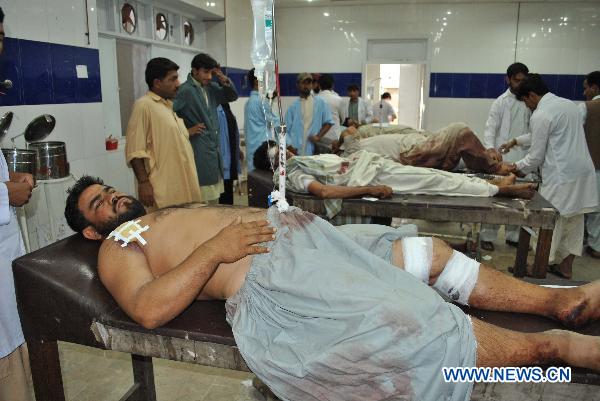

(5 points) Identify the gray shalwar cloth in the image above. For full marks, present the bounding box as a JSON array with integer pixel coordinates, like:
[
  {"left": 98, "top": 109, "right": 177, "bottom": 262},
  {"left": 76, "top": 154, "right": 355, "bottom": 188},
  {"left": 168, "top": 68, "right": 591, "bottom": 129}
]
[{"left": 226, "top": 207, "right": 476, "bottom": 401}]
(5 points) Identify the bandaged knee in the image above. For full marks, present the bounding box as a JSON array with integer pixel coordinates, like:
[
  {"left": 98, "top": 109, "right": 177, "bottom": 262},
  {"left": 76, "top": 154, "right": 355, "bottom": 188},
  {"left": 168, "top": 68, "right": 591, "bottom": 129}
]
[
  {"left": 401, "top": 237, "right": 433, "bottom": 284},
  {"left": 433, "top": 251, "right": 479, "bottom": 305}
]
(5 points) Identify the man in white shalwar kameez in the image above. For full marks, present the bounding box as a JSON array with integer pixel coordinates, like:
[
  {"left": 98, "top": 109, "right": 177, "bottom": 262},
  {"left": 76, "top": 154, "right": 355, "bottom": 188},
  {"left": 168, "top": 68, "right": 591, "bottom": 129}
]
[
  {"left": 480, "top": 62, "right": 532, "bottom": 251},
  {"left": 502, "top": 74, "right": 598, "bottom": 278},
  {"left": 0, "top": 7, "right": 35, "bottom": 400}
]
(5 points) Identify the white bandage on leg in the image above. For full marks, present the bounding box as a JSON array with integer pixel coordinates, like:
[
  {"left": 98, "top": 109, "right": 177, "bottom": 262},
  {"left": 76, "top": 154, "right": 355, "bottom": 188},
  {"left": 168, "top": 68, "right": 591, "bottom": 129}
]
[
  {"left": 401, "top": 237, "right": 433, "bottom": 284},
  {"left": 433, "top": 250, "right": 480, "bottom": 305}
]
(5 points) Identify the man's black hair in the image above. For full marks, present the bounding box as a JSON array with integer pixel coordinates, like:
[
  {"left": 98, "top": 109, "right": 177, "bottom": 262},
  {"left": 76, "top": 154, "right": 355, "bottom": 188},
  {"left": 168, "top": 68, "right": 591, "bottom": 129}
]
[
  {"left": 586, "top": 71, "right": 600, "bottom": 88},
  {"left": 253, "top": 140, "right": 277, "bottom": 171},
  {"left": 506, "top": 62, "right": 529, "bottom": 78},
  {"left": 64, "top": 175, "right": 104, "bottom": 233},
  {"left": 191, "top": 53, "right": 218, "bottom": 70},
  {"left": 247, "top": 68, "right": 257, "bottom": 88},
  {"left": 347, "top": 83, "right": 360, "bottom": 92},
  {"left": 381, "top": 92, "right": 392, "bottom": 100},
  {"left": 145, "top": 57, "right": 179, "bottom": 89},
  {"left": 0, "top": 7, "right": 5, "bottom": 24},
  {"left": 515, "top": 73, "right": 549, "bottom": 100},
  {"left": 318, "top": 74, "right": 334, "bottom": 91}
]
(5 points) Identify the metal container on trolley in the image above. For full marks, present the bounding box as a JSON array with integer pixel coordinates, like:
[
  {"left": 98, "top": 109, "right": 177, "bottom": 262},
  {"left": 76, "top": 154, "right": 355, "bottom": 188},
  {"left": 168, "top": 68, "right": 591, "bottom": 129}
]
[
  {"left": 27, "top": 141, "right": 69, "bottom": 180},
  {"left": 1, "top": 147, "right": 37, "bottom": 176}
]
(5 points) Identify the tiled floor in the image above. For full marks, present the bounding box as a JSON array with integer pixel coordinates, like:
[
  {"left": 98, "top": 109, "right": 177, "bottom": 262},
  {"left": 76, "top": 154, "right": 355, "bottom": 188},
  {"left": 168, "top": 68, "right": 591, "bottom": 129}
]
[{"left": 54, "top": 190, "right": 600, "bottom": 401}]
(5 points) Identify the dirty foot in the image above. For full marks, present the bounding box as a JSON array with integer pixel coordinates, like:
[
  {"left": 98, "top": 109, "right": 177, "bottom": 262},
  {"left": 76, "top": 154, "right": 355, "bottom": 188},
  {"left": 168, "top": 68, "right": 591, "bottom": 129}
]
[{"left": 555, "top": 281, "right": 600, "bottom": 328}]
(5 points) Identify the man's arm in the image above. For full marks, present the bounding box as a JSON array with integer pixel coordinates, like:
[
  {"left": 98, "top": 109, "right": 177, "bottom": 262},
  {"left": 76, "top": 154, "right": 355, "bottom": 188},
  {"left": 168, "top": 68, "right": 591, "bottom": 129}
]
[
  {"left": 212, "top": 69, "right": 238, "bottom": 104},
  {"left": 310, "top": 123, "right": 333, "bottom": 143},
  {"left": 578, "top": 102, "right": 587, "bottom": 125},
  {"left": 514, "top": 115, "right": 551, "bottom": 174},
  {"left": 98, "top": 218, "right": 276, "bottom": 329},
  {"left": 125, "top": 101, "right": 156, "bottom": 207},
  {"left": 307, "top": 180, "right": 392, "bottom": 199},
  {"left": 130, "top": 158, "right": 154, "bottom": 207},
  {"left": 337, "top": 98, "right": 347, "bottom": 125}
]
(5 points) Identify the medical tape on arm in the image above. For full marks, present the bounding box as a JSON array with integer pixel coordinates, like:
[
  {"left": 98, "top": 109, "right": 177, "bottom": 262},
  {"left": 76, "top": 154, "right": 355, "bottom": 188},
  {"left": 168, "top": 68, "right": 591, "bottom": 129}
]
[
  {"left": 401, "top": 237, "right": 433, "bottom": 284},
  {"left": 433, "top": 251, "right": 480, "bottom": 305}
]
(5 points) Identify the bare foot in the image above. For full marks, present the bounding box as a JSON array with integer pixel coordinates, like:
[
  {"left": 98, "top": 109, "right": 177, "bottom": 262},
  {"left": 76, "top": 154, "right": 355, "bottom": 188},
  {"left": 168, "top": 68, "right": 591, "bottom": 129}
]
[
  {"left": 555, "top": 281, "right": 600, "bottom": 328},
  {"left": 495, "top": 163, "right": 515, "bottom": 176},
  {"left": 491, "top": 173, "right": 516, "bottom": 187},
  {"left": 548, "top": 330, "right": 600, "bottom": 371},
  {"left": 496, "top": 183, "right": 536, "bottom": 199}
]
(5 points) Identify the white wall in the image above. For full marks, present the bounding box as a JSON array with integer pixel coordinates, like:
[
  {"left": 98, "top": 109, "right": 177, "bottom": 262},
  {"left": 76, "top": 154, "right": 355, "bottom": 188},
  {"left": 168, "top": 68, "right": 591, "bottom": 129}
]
[
  {"left": 0, "top": 0, "right": 135, "bottom": 195},
  {"left": 224, "top": 1, "right": 600, "bottom": 136}
]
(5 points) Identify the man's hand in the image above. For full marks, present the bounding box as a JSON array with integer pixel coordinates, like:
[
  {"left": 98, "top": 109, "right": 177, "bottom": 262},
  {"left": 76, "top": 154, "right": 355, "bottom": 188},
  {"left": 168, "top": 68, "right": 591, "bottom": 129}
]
[
  {"left": 499, "top": 138, "right": 517, "bottom": 154},
  {"left": 213, "top": 66, "right": 230, "bottom": 86},
  {"left": 138, "top": 181, "right": 155, "bottom": 207},
  {"left": 486, "top": 148, "right": 503, "bottom": 163},
  {"left": 9, "top": 171, "right": 35, "bottom": 188},
  {"left": 308, "top": 135, "right": 321, "bottom": 143},
  {"left": 188, "top": 123, "right": 206, "bottom": 137},
  {"left": 331, "top": 140, "right": 341, "bottom": 154},
  {"left": 204, "top": 217, "right": 276, "bottom": 264},
  {"left": 367, "top": 185, "right": 393, "bottom": 199},
  {"left": 6, "top": 181, "right": 32, "bottom": 206}
]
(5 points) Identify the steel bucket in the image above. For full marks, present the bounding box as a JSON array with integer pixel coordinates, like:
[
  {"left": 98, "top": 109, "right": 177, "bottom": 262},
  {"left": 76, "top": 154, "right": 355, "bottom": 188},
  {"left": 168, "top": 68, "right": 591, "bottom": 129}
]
[{"left": 27, "top": 141, "right": 69, "bottom": 180}]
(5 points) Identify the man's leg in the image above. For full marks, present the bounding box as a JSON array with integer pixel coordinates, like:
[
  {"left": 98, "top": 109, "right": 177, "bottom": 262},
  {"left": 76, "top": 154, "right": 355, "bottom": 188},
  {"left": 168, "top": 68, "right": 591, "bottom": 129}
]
[
  {"left": 0, "top": 344, "right": 34, "bottom": 401},
  {"left": 391, "top": 237, "right": 600, "bottom": 327},
  {"left": 549, "top": 214, "right": 585, "bottom": 279},
  {"left": 585, "top": 169, "right": 600, "bottom": 258},
  {"left": 504, "top": 224, "right": 521, "bottom": 245},
  {"left": 480, "top": 224, "right": 500, "bottom": 251},
  {"left": 472, "top": 317, "right": 600, "bottom": 370}
]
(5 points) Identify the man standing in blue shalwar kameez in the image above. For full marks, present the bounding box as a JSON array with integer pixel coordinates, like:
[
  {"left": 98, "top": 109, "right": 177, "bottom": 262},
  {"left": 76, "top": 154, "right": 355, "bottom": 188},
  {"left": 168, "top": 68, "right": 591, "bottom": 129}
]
[
  {"left": 285, "top": 73, "right": 334, "bottom": 156},
  {"left": 244, "top": 68, "right": 278, "bottom": 172},
  {"left": 174, "top": 53, "right": 238, "bottom": 204}
]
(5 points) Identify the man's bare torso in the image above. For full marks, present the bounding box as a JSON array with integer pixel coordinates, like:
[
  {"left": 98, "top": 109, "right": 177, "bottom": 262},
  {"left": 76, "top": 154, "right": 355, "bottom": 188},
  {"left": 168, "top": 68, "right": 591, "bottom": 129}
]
[{"left": 99, "top": 204, "right": 268, "bottom": 300}]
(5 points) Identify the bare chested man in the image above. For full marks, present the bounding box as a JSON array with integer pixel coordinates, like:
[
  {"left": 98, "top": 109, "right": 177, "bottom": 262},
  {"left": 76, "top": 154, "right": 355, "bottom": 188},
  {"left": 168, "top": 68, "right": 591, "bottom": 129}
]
[{"left": 64, "top": 176, "right": 600, "bottom": 401}]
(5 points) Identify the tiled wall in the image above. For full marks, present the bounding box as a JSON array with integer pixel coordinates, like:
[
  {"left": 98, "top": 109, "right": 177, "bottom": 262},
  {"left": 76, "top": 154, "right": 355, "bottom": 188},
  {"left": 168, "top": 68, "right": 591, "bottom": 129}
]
[
  {"left": 224, "top": 1, "right": 600, "bottom": 136},
  {"left": 0, "top": 0, "right": 135, "bottom": 196},
  {"left": 0, "top": 38, "right": 101, "bottom": 107},
  {"left": 429, "top": 73, "right": 586, "bottom": 101}
]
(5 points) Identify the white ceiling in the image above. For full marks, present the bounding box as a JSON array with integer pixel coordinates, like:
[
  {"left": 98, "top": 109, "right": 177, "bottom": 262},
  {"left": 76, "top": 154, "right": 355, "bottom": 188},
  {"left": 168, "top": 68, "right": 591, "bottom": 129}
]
[{"left": 276, "top": 0, "right": 600, "bottom": 7}]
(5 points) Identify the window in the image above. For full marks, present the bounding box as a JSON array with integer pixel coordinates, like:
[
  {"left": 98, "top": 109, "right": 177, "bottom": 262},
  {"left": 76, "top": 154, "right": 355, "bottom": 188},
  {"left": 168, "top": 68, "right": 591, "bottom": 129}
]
[{"left": 121, "top": 3, "right": 136, "bottom": 34}]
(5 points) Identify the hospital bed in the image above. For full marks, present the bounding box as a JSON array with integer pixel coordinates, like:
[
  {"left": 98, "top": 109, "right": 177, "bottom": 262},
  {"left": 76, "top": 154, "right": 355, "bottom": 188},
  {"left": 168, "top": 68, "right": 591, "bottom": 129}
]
[
  {"left": 248, "top": 168, "right": 558, "bottom": 278},
  {"left": 12, "top": 228, "right": 600, "bottom": 401}
]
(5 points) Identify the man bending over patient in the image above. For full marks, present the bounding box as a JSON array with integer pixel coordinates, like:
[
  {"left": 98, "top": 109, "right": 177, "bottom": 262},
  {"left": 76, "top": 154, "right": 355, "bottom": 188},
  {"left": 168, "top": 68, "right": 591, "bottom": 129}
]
[
  {"left": 334, "top": 122, "right": 514, "bottom": 175},
  {"left": 64, "top": 176, "right": 600, "bottom": 401}
]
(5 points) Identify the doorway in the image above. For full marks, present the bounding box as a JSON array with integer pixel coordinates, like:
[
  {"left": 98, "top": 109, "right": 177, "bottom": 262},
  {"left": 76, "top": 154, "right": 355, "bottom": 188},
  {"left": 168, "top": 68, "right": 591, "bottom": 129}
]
[
  {"left": 115, "top": 39, "right": 150, "bottom": 133},
  {"left": 364, "top": 63, "right": 426, "bottom": 129}
]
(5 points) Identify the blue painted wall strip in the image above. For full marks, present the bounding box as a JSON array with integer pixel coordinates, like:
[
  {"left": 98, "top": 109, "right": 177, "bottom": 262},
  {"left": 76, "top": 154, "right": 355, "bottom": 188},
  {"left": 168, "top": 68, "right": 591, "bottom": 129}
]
[
  {"left": 0, "top": 37, "right": 102, "bottom": 107},
  {"left": 429, "top": 72, "right": 586, "bottom": 101},
  {"left": 225, "top": 68, "right": 587, "bottom": 101}
]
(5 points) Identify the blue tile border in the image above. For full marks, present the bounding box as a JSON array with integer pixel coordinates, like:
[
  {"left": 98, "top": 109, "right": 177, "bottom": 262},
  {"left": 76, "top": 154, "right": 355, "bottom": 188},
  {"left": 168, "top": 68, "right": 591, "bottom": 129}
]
[
  {"left": 223, "top": 67, "right": 362, "bottom": 98},
  {"left": 226, "top": 69, "right": 587, "bottom": 101},
  {"left": 0, "top": 37, "right": 102, "bottom": 106},
  {"left": 429, "top": 72, "right": 586, "bottom": 101}
]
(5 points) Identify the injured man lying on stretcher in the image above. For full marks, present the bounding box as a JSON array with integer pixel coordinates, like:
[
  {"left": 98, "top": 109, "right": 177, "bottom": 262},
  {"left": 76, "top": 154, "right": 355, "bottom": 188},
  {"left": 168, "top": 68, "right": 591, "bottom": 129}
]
[
  {"left": 64, "top": 176, "right": 600, "bottom": 401},
  {"left": 334, "top": 122, "right": 515, "bottom": 175},
  {"left": 254, "top": 140, "right": 535, "bottom": 218}
]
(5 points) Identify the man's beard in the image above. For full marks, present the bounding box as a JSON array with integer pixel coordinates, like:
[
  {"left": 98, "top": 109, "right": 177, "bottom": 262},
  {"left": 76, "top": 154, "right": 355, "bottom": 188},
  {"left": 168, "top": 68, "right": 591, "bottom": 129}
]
[{"left": 94, "top": 196, "right": 147, "bottom": 237}]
